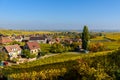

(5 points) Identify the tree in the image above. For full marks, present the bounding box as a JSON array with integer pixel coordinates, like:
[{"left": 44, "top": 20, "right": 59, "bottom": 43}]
[
  {"left": 40, "top": 44, "right": 51, "bottom": 54},
  {"left": 82, "top": 25, "right": 89, "bottom": 50},
  {"left": 70, "top": 42, "right": 81, "bottom": 51},
  {"left": 10, "top": 41, "right": 20, "bottom": 45},
  {"left": 22, "top": 50, "right": 36, "bottom": 58},
  {"left": 50, "top": 43, "right": 66, "bottom": 53},
  {"left": 0, "top": 52, "right": 8, "bottom": 62}
]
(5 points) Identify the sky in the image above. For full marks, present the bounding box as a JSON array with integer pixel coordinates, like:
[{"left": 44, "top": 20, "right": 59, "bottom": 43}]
[{"left": 0, "top": 0, "right": 120, "bottom": 30}]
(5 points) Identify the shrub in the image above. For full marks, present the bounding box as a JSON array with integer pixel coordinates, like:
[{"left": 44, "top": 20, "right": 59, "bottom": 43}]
[
  {"left": 88, "top": 42, "right": 105, "bottom": 52},
  {"left": 70, "top": 42, "right": 81, "bottom": 51},
  {"left": 40, "top": 44, "right": 51, "bottom": 54},
  {"left": 11, "top": 58, "right": 19, "bottom": 63},
  {"left": 50, "top": 43, "right": 66, "bottom": 53},
  {"left": 22, "top": 50, "right": 36, "bottom": 58},
  {"left": 0, "top": 52, "right": 8, "bottom": 61}
]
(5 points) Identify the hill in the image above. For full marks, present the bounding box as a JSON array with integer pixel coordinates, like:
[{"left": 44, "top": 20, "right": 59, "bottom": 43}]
[{"left": 1, "top": 50, "right": 120, "bottom": 80}]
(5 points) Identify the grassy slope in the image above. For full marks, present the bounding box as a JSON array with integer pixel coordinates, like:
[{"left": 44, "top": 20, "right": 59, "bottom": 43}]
[{"left": 3, "top": 50, "right": 120, "bottom": 80}]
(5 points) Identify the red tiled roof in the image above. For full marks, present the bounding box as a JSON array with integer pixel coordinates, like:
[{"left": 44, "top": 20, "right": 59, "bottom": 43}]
[
  {"left": 26, "top": 42, "right": 40, "bottom": 50},
  {"left": 0, "top": 37, "right": 12, "bottom": 44},
  {"left": 4, "top": 44, "right": 22, "bottom": 53}
]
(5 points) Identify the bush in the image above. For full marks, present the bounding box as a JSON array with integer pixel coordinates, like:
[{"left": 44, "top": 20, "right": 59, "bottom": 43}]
[
  {"left": 11, "top": 58, "right": 19, "bottom": 63},
  {"left": 0, "top": 52, "right": 8, "bottom": 61},
  {"left": 40, "top": 44, "right": 51, "bottom": 54},
  {"left": 88, "top": 43, "right": 105, "bottom": 52},
  {"left": 10, "top": 41, "right": 20, "bottom": 45},
  {"left": 22, "top": 50, "right": 36, "bottom": 58},
  {"left": 50, "top": 43, "right": 66, "bottom": 53},
  {"left": 70, "top": 42, "right": 81, "bottom": 51}
]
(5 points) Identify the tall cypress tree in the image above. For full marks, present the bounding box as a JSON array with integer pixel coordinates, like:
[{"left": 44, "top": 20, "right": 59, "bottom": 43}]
[{"left": 82, "top": 25, "right": 89, "bottom": 50}]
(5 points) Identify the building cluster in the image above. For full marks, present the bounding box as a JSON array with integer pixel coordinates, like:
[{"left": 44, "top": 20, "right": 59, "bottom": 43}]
[
  {"left": 0, "top": 33, "right": 82, "bottom": 60},
  {"left": 0, "top": 35, "right": 46, "bottom": 60}
]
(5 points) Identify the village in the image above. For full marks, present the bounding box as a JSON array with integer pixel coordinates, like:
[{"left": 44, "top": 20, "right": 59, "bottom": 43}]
[
  {"left": 0, "top": 32, "right": 82, "bottom": 67},
  {"left": 1, "top": 0, "right": 120, "bottom": 79},
  {"left": 0, "top": 29, "right": 120, "bottom": 79}
]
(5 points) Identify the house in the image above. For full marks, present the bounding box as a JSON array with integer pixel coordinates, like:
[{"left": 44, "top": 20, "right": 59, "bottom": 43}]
[
  {"left": 47, "top": 39, "right": 55, "bottom": 44},
  {"left": 64, "top": 38, "right": 73, "bottom": 44},
  {"left": 24, "top": 42, "right": 40, "bottom": 54},
  {"left": 3, "top": 44, "right": 22, "bottom": 59},
  {"left": 72, "top": 38, "right": 82, "bottom": 43},
  {"left": 0, "top": 36, "right": 12, "bottom": 44},
  {"left": 55, "top": 38, "right": 61, "bottom": 43},
  {"left": 29, "top": 36, "right": 47, "bottom": 43},
  {"left": 15, "top": 36, "right": 23, "bottom": 42},
  {"left": 22, "top": 37, "right": 30, "bottom": 42}
]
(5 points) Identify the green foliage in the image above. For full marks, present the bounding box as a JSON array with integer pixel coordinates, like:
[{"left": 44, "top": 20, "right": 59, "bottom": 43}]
[
  {"left": 11, "top": 58, "right": 19, "bottom": 63},
  {"left": 10, "top": 41, "right": 25, "bottom": 46},
  {"left": 50, "top": 43, "right": 66, "bottom": 53},
  {"left": 70, "top": 42, "right": 81, "bottom": 51},
  {"left": 115, "top": 69, "right": 120, "bottom": 80},
  {"left": 82, "top": 25, "right": 90, "bottom": 50},
  {"left": 22, "top": 49, "right": 36, "bottom": 58},
  {"left": 28, "top": 54, "right": 36, "bottom": 58},
  {"left": 10, "top": 41, "right": 20, "bottom": 45},
  {"left": 40, "top": 44, "right": 51, "bottom": 54},
  {"left": 40, "top": 43, "right": 72, "bottom": 54},
  {"left": 0, "top": 52, "right": 8, "bottom": 61}
]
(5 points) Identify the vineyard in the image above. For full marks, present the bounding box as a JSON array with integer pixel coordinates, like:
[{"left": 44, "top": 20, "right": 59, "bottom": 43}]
[
  {"left": 0, "top": 29, "right": 54, "bottom": 35},
  {"left": 90, "top": 32, "right": 120, "bottom": 50},
  {"left": 1, "top": 50, "right": 120, "bottom": 80},
  {"left": 0, "top": 31, "right": 120, "bottom": 79},
  {"left": 105, "top": 32, "right": 120, "bottom": 40}
]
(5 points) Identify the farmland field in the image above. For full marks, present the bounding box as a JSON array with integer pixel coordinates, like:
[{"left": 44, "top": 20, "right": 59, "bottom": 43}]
[
  {"left": 105, "top": 32, "right": 120, "bottom": 40},
  {"left": 0, "top": 29, "right": 55, "bottom": 35},
  {"left": 90, "top": 32, "right": 120, "bottom": 50}
]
